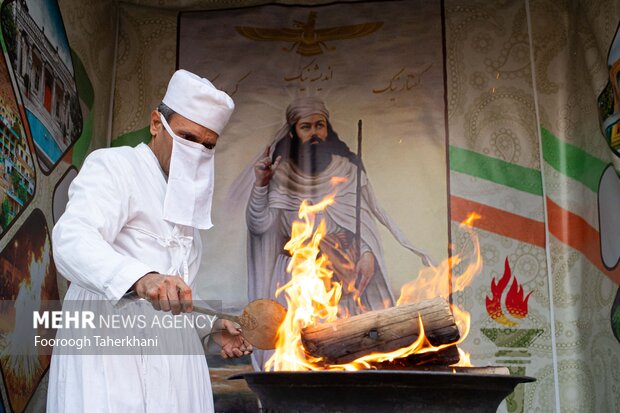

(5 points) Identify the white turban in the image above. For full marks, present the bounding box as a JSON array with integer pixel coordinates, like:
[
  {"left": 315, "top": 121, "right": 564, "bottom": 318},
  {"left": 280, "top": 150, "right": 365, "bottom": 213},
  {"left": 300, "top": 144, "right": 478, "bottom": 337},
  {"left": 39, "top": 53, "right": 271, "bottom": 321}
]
[{"left": 162, "top": 69, "right": 235, "bottom": 135}]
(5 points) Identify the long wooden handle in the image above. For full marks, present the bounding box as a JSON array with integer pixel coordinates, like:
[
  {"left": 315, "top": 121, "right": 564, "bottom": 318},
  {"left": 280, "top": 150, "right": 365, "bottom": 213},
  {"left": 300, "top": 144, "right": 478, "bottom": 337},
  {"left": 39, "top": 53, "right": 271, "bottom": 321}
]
[{"left": 193, "top": 305, "right": 241, "bottom": 324}]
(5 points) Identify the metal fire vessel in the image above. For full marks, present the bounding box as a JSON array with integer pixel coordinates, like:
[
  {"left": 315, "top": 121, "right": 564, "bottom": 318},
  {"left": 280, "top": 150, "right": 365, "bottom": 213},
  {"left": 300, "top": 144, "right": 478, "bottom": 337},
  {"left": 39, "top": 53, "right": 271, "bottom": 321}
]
[{"left": 230, "top": 369, "right": 535, "bottom": 413}]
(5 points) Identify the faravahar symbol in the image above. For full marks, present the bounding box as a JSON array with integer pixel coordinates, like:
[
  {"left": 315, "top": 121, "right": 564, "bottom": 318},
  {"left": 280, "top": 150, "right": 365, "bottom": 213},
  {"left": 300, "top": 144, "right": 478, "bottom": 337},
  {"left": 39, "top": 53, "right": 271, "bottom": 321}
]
[{"left": 236, "top": 11, "right": 383, "bottom": 56}]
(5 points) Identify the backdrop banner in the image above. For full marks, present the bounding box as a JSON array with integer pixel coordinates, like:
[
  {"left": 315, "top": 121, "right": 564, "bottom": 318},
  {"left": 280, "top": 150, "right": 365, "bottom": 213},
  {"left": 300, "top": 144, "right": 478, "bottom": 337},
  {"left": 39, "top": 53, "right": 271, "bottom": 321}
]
[{"left": 178, "top": 0, "right": 448, "bottom": 310}]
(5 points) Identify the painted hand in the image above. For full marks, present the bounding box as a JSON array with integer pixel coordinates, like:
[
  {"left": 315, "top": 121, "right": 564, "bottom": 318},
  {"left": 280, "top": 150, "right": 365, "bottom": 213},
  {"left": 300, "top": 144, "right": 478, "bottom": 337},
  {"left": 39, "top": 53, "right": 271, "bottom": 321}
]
[
  {"left": 354, "top": 251, "right": 376, "bottom": 299},
  {"left": 254, "top": 146, "right": 281, "bottom": 187}
]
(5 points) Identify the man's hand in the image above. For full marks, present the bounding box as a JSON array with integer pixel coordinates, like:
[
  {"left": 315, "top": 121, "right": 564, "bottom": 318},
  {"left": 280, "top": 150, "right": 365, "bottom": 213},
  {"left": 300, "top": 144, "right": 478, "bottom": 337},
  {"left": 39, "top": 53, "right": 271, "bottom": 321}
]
[
  {"left": 354, "top": 251, "right": 376, "bottom": 299},
  {"left": 212, "top": 319, "right": 253, "bottom": 359},
  {"left": 254, "top": 146, "right": 281, "bottom": 187},
  {"left": 133, "top": 272, "right": 192, "bottom": 315}
]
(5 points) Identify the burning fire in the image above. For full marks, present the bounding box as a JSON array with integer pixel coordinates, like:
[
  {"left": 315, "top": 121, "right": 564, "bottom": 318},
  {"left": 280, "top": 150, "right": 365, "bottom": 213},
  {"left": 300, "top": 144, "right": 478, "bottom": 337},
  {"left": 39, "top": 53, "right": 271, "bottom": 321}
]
[
  {"left": 265, "top": 196, "right": 342, "bottom": 371},
  {"left": 486, "top": 257, "right": 532, "bottom": 327},
  {"left": 397, "top": 212, "right": 482, "bottom": 305},
  {"left": 266, "top": 197, "right": 483, "bottom": 371}
]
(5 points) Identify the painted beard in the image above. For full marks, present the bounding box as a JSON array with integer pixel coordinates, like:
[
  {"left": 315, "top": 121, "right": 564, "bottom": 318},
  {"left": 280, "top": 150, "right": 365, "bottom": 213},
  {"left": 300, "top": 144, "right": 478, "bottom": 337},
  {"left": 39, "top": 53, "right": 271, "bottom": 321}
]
[{"left": 290, "top": 136, "right": 333, "bottom": 175}]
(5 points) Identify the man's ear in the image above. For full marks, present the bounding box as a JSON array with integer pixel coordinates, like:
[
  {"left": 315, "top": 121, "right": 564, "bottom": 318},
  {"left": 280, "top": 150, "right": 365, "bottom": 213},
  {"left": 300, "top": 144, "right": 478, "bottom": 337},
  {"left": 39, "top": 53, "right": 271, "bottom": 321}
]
[{"left": 150, "top": 110, "right": 162, "bottom": 137}]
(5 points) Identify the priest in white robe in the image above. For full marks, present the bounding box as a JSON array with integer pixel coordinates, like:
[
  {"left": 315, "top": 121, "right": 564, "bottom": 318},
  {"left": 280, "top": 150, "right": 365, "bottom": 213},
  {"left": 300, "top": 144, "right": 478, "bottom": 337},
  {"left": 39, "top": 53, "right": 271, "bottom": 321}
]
[{"left": 47, "top": 70, "right": 251, "bottom": 412}]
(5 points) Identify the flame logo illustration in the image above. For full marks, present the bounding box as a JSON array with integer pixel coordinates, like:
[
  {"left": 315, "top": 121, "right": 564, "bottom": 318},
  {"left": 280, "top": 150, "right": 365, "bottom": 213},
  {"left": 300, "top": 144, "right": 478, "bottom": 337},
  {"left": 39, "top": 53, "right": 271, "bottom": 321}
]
[{"left": 486, "top": 258, "right": 533, "bottom": 327}]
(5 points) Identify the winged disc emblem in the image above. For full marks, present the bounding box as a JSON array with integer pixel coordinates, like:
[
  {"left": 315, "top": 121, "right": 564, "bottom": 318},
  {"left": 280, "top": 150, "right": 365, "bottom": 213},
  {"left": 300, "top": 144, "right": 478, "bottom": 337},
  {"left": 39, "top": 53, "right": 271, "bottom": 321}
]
[{"left": 236, "top": 11, "right": 383, "bottom": 56}]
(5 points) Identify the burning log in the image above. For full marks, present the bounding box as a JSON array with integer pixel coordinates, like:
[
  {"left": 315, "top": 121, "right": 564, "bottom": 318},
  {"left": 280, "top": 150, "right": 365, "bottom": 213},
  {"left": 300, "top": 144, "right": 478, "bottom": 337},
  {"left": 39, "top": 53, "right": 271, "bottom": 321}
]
[
  {"left": 301, "top": 297, "right": 460, "bottom": 365},
  {"left": 373, "top": 345, "right": 460, "bottom": 368}
]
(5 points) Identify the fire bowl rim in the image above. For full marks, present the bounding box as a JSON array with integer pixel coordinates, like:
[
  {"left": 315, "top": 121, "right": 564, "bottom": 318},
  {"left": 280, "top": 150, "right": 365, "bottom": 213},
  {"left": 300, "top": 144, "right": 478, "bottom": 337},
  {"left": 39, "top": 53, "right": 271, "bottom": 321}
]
[{"left": 228, "top": 369, "right": 536, "bottom": 385}]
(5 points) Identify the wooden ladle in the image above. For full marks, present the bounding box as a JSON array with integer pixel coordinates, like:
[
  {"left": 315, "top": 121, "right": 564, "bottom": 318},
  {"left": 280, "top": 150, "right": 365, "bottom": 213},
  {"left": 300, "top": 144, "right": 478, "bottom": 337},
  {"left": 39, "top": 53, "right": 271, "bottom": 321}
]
[{"left": 193, "top": 299, "right": 286, "bottom": 350}]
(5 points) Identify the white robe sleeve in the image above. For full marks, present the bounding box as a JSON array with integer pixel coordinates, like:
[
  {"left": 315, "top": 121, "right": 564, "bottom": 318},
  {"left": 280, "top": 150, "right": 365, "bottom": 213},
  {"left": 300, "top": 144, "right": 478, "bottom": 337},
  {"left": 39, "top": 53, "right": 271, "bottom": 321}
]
[{"left": 52, "top": 150, "right": 155, "bottom": 303}]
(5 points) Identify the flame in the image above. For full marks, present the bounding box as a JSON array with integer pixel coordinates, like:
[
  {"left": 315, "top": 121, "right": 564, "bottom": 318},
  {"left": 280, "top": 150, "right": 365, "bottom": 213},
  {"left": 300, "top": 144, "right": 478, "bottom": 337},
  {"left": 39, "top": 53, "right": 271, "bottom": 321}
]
[
  {"left": 330, "top": 176, "right": 348, "bottom": 186},
  {"left": 395, "top": 213, "right": 481, "bottom": 353},
  {"left": 451, "top": 348, "right": 473, "bottom": 367},
  {"left": 485, "top": 257, "right": 532, "bottom": 327},
  {"left": 397, "top": 213, "right": 481, "bottom": 305},
  {"left": 265, "top": 196, "right": 342, "bottom": 371},
  {"left": 267, "top": 200, "right": 484, "bottom": 371},
  {"left": 463, "top": 212, "right": 481, "bottom": 227}
]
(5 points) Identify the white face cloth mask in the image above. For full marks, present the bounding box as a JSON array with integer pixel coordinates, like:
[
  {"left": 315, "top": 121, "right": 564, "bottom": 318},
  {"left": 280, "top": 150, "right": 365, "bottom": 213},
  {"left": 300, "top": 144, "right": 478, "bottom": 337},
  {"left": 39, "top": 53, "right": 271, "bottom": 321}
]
[{"left": 160, "top": 113, "right": 215, "bottom": 230}]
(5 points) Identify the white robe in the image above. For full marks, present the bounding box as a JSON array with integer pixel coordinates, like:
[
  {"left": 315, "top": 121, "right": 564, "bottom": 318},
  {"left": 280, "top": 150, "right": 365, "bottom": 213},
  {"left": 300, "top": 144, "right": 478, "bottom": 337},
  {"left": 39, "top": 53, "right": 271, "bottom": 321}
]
[{"left": 47, "top": 143, "right": 213, "bottom": 413}]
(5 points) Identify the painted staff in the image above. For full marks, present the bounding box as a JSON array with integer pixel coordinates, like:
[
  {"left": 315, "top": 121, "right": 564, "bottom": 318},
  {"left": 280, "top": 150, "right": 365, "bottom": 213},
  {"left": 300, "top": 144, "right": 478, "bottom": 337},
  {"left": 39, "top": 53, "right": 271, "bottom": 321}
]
[{"left": 355, "top": 119, "right": 363, "bottom": 267}]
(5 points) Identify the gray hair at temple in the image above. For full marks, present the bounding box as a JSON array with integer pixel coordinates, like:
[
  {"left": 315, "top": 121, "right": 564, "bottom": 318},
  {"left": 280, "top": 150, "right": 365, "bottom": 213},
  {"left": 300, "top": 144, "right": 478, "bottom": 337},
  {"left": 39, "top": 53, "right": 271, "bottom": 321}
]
[
  {"left": 285, "top": 96, "right": 330, "bottom": 126},
  {"left": 157, "top": 102, "right": 176, "bottom": 122}
]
